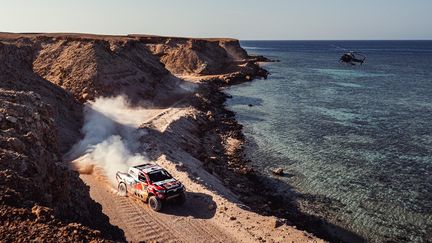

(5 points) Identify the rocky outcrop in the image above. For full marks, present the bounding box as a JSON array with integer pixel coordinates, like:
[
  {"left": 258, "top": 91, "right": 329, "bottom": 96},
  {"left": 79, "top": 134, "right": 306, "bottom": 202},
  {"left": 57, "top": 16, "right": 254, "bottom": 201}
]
[
  {"left": 0, "top": 42, "right": 82, "bottom": 153},
  {"left": 147, "top": 38, "right": 233, "bottom": 75},
  {"left": 32, "top": 38, "right": 178, "bottom": 103},
  {"left": 1, "top": 34, "right": 266, "bottom": 104},
  {"left": 0, "top": 42, "right": 123, "bottom": 241},
  {"left": 0, "top": 32, "right": 268, "bottom": 241}
]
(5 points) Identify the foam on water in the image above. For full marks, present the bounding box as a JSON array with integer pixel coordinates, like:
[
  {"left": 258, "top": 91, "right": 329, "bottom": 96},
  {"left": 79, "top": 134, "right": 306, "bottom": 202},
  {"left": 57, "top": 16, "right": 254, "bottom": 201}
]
[
  {"left": 242, "top": 46, "right": 275, "bottom": 50},
  {"left": 315, "top": 68, "right": 392, "bottom": 79},
  {"left": 332, "top": 82, "right": 364, "bottom": 88}
]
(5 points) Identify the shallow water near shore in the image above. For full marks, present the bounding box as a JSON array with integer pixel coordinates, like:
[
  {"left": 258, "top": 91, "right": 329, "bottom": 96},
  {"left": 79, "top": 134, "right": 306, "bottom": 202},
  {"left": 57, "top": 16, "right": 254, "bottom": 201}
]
[{"left": 227, "top": 41, "right": 432, "bottom": 242}]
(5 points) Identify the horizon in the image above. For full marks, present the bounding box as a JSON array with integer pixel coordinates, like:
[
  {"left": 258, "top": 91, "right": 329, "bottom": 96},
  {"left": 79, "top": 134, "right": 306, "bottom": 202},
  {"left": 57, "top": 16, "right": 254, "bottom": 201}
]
[
  {"left": 1, "top": 32, "right": 431, "bottom": 42},
  {"left": 1, "top": 0, "right": 431, "bottom": 40}
]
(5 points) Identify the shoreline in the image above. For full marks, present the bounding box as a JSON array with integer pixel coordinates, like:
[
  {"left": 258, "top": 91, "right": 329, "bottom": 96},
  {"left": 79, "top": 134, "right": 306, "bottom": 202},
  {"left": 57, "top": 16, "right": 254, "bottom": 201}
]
[
  {"left": 1, "top": 33, "right": 325, "bottom": 242},
  {"left": 2, "top": 33, "right": 430, "bottom": 242},
  {"left": 192, "top": 68, "right": 365, "bottom": 242}
]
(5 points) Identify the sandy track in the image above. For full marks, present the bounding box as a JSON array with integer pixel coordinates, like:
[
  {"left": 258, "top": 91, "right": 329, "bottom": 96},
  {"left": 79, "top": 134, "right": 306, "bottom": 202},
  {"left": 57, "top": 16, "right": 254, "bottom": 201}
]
[
  {"left": 78, "top": 105, "right": 238, "bottom": 243},
  {"left": 77, "top": 95, "right": 235, "bottom": 242},
  {"left": 79, "top": 105, "right": 323, "bottom": 243},
  {"left": 81, "top": 174, "right": 236, "bottom": 242},
  {"left": 78, "top": 92, "right": 323, "bottom": 243}
]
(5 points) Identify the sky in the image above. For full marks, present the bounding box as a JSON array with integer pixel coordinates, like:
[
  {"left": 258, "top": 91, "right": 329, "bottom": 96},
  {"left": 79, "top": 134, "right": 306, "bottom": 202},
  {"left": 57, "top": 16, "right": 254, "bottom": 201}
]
[{"left": 1, "top": 0, "right": 431, "bottom": 40}]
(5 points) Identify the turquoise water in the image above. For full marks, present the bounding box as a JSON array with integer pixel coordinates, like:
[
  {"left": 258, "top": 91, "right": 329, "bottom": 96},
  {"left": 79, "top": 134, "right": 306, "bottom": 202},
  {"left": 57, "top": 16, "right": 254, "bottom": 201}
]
[{"left": 227, "top": 41, "right": 432, "bottom": 242}]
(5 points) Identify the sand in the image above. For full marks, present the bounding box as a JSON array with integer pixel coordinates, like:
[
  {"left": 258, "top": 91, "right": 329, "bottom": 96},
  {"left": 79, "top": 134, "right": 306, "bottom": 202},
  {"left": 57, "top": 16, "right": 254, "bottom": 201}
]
[{"left": 81, "top": 100, "right": 323, "bottom": 242}]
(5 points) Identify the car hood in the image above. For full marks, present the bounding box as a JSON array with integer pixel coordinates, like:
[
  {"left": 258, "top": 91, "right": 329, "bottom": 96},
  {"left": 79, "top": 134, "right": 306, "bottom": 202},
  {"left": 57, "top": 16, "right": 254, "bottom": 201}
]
[{"left": 153, "top": 178, "right": 182, "bottom": 190}]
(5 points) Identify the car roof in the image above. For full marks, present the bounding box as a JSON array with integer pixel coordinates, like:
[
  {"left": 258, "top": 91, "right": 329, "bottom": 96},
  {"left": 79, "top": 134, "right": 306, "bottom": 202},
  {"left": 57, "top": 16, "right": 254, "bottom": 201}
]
[{"left": 133, "top": 163, "right": 164, "bottom": 173}]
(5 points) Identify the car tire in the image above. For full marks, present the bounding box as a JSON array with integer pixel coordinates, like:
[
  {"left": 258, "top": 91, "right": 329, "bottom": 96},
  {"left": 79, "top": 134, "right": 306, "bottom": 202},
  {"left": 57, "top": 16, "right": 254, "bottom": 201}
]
[
  {"left": 149, "top": 196, "right": 162, "bottom": 211},
  {"left": 118, "top": 182, "right": 127, "bottom": 196}
]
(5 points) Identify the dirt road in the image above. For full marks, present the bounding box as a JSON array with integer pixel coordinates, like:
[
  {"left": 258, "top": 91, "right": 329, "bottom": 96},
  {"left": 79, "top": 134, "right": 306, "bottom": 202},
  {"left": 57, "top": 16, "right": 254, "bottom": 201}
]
[
  {"left": 78, "top": 94, "right": 322, "bottom": 243},
  {"left": 79, "top": 104, "right": 239, "bottom": 242},
  {"left": 81, "top": 175, "right": 237, "bottom": 242}
]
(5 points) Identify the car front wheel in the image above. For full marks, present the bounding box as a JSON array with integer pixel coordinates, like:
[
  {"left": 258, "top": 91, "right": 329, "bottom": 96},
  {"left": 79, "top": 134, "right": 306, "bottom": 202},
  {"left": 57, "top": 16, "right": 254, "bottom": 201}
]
[{"left": 148, "top": 196, "right": 162, "bottom": 211}]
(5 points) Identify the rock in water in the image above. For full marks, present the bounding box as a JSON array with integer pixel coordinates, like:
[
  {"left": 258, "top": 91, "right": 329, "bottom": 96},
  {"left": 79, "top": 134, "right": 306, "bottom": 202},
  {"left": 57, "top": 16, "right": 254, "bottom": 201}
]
[{"left": 271, "top": 168, "right": 284, "bottom": 176}]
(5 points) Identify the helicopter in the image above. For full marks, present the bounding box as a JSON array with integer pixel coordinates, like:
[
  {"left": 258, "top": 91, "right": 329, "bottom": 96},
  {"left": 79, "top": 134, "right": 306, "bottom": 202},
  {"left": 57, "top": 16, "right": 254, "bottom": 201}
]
[{"left": 339, "top": 51, "right": 366, "bottom": 65}]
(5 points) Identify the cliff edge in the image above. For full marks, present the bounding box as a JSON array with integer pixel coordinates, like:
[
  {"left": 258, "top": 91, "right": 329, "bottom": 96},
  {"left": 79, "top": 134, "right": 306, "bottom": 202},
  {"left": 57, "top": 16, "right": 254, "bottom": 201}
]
[{"left": 0, "top": 33, "right": 320, "bottom": 243}]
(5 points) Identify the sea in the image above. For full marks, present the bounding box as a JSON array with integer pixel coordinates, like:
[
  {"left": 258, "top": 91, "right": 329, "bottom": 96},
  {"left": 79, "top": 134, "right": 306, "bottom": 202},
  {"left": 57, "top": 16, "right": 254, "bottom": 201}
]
[{"left": 226, "top": 41, "right": 432, "bottom": 242}]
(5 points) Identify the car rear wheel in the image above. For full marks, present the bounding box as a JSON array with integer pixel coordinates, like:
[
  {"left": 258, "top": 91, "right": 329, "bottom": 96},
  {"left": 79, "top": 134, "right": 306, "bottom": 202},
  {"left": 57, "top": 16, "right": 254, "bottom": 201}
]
[
  {"left": 149, "top": 196, "right": 162, "bottom": 211},
  {"left": 118, "top": 182, "right": 127, "bottom": 196}
]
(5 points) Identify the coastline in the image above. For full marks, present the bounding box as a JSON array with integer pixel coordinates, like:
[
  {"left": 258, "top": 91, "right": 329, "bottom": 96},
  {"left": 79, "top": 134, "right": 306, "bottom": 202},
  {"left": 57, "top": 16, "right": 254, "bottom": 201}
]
[
  {"left": 220, "top": 40, "right": 432, "bottom": 243},
  {"left": 0, "top": 33, "right": 325, "bottom": 242},
  {"left": 191, "top": 67, "right": 366, "bottom": 242}
]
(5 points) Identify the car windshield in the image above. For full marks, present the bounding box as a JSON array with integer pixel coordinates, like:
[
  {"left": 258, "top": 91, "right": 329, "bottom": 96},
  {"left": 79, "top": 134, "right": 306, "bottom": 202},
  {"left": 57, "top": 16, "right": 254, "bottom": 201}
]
[{"left": 148, "top": 170, "right": 172, "bottom": 183}]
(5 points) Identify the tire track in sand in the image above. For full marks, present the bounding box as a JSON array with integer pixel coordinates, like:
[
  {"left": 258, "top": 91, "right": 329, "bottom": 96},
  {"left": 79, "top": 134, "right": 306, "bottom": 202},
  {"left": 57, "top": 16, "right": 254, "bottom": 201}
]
[
  {"left": 81, "top": 175, "right": 236, "bottom": 242},
  {"left": 81, "top": 175, "right": 180, "bottom": 242},
  {"left": 79, "top": 97, "right": 237, "bottom": 242}
]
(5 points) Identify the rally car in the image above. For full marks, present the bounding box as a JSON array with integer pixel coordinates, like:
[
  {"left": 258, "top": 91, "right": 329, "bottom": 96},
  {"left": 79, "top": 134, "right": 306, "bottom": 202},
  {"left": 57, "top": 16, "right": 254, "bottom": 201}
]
[{"left": 116, "top": 163, "right": 186, "bottom": 211}]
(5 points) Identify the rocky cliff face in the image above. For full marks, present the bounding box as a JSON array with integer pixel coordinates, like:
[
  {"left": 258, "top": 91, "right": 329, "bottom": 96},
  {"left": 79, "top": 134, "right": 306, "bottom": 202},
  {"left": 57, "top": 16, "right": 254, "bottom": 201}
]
[
  {"left": 0, "top": 33, "right": 267, "bottom": 241},
  {"left": 0, "top": 42, "right": 82, "bottom": 153},
  {"left": 1, "top": 34, "right": 259, "bottom": 104},
  {"left": 32, "top": 38, "right": 176, "bottom": 103},
  {"left": 147, "top": 38, "right": 236, "bottom": 75},
  {"left": 0, "top": 41, "right": 123, "bottom": 241}
]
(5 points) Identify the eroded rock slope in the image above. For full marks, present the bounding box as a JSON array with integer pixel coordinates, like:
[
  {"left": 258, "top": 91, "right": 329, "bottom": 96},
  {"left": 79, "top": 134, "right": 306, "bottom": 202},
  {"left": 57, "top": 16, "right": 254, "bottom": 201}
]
[
  {"left": 0, "top": 32, "right": 269, "bottom": 242},
  {"left": 0, "top": 41, "right": 123, "bottom": 241}
]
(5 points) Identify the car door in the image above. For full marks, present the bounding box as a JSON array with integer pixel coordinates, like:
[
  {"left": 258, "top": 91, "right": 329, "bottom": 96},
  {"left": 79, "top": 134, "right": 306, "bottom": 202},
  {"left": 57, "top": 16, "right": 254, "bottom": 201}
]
[{"left": 137, "top": 172, "right": 149, "bottom": 200}]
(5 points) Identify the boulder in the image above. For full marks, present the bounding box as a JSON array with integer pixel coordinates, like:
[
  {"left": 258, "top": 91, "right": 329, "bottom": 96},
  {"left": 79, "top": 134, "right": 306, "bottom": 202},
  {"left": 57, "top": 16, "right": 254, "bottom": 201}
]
[
  {"left": 81, "top": 92, "right": 89, "bottom": 100},
  {"left": 273, "top": 218, "right": 286, "bottom": 228},
  {"left": 32, "top": 205, "right": 54, "bottom": 222},
  {"left": 5, "top": 116, "right": 18, "bottom": 123},
  {"left": 7, "top": 137, "right": 26, "bottom": 152},
  {"left": 271, "top": 168, "right": 284, "bottom": 176}
]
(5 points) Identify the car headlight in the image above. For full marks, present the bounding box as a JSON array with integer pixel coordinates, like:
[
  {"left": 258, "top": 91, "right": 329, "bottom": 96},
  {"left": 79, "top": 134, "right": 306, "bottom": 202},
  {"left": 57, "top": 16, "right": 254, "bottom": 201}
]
[{"left": 155, "top": 189, "right": 166, "bottom": 193}]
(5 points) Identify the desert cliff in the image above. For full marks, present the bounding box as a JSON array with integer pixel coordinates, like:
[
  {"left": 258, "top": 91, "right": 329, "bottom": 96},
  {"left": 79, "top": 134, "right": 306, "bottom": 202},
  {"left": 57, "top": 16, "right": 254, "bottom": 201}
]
[
  {"left": 0, "top": 33, "right": 320, "bottom": 242},
  {"left": 0, "top": 40, "right": 122, "bottom": 241}
]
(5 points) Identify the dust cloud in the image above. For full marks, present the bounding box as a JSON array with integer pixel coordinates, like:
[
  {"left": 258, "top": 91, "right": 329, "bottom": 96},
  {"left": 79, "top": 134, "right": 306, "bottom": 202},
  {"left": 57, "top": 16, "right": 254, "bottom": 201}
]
[{"left": 66, "top": 96, "right": 150, "bottom": 184}]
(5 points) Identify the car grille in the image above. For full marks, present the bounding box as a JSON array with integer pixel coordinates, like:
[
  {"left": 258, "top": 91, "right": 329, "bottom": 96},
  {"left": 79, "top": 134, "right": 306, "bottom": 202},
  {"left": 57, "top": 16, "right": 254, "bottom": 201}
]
[{"left": 166, "top": 187, "right": 182, "bottom": 197}]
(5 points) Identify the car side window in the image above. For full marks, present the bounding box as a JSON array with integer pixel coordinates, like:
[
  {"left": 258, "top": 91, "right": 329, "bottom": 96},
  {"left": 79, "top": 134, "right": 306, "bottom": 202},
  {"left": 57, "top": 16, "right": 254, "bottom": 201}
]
[{"left": 138, "top": 173, "right": 147, "bottom": 183}]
